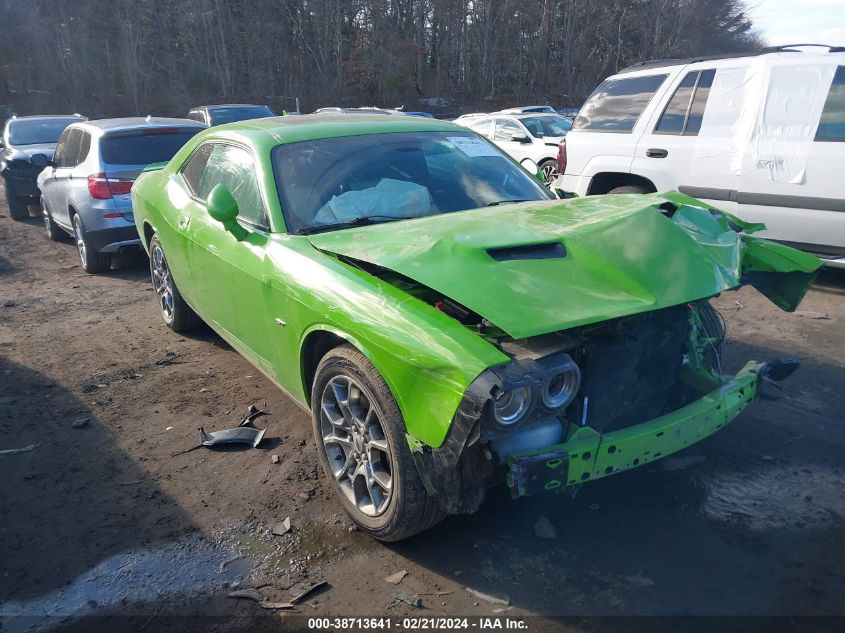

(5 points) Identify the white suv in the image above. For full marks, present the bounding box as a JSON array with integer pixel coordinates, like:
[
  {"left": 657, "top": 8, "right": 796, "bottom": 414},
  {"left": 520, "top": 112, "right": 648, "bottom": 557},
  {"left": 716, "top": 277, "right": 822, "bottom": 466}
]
[
  {"left": 558, "top": 46, "right": 845, "bottom": 266},
  {"left": 454, "top": 112, "right": 572, "bottom": 184}
]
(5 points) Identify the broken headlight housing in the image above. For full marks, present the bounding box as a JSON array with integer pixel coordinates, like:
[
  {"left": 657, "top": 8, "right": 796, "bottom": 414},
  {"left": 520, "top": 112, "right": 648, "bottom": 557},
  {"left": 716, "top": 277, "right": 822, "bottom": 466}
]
[{"left": 483, "top": 352, "right": 581, "bottom": 430}]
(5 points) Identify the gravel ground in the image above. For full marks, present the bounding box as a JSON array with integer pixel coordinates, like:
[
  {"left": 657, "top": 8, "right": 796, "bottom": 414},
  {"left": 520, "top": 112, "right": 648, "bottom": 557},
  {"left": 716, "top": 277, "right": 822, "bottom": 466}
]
[{"left": 1, "top": 197, "right": 843, "bottom": 631}]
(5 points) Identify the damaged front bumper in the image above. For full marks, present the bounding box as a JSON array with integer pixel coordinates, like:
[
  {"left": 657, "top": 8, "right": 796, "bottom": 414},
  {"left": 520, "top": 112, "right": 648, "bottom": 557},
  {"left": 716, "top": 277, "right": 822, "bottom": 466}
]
[{"left": 507, "top": 360, "right": 766, "bottom": 498}]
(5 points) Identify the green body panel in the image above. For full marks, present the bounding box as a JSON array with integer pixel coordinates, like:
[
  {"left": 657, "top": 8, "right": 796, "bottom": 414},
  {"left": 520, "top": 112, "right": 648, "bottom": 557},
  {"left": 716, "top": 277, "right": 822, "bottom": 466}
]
[
  {"left": 131, "top": 117, "right": 821, "bottom": 452},
  {"left": 508, "top": 362, "right": 762, "bottom": 497}
]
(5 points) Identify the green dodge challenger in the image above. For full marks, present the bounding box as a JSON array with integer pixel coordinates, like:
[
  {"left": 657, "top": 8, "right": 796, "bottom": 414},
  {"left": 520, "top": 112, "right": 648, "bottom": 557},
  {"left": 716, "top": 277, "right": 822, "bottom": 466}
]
[{"left": 132, "top": 114, "right": 821, "bottom": 540}]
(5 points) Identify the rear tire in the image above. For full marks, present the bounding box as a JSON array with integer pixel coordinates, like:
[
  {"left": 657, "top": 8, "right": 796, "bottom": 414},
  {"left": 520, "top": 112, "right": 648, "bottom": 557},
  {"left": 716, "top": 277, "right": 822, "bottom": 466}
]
[
  {"left": 311, "top": 344, "right": 445, "bottom": 541},
  {"left": 3, "top": 179, "right": 29, "bottom": 221},
  {"left": 73, "top": 213, "right": 111, "bottom": 273},
  {"left": 608, "top": 185, "right": 647, "bottom": 195},
  {"left": 149, "top": 235, "right": 201, "bottom": 332}
]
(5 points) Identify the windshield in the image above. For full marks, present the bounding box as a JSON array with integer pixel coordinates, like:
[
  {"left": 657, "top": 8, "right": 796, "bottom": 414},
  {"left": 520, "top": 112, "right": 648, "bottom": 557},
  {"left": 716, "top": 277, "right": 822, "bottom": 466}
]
[
  {"left": 101, "top": 129, "right": 201, "bottom": 165},
  {"left": 272, "top": 131, "right": 554, "bottom": 234},
  {"left": 7, "top": 118, "right": 81, "bottom": 146},
  {"left": 209, "top": 106, "right": 275, "bottom": 125},
  {"left": 520, "top": 116, "right": 572, "bottom": 138}
]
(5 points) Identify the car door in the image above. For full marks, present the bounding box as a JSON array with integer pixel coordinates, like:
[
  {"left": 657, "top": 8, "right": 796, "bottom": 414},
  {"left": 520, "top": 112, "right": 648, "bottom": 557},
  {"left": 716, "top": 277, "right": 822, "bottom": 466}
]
[
  {"left": 179, "top": 141, "right": 275, "bottom": 371},
  {"left": 632, "top": 67, "right": 718, "bottom": 194},
  {"left": 48, "top": 128, "right": 83, "bottom": 228},
  {"left": 492, "top": 117, "right": 534, "bottom": 163},
  {"left": 39, "top": 128, "right": 69, "bottom": 220}
]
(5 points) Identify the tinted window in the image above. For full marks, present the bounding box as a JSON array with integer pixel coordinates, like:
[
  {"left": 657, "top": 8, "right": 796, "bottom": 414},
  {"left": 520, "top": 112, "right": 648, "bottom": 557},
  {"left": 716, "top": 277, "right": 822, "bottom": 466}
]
[
  {"left": 520, "top": 115, "right": 572, "bottom": 137},
  {"left": 573, "top": 74, "right": 668, "bottom": 132},
  {"left": 208, "top": 106, "right": 274, "bottom": 125},
  {"left": 181, "top": 143, "right": 213, "bottom": 194},
  {"left": 271, "top": 131, "right": 553, "bottom": 234},
  {"left": 196, "top": 144, "right": 268, "bottom": 227},
  {"left": 59, "top": 129, "right": 82, "bottom": 168},
  {"left": 6, "top": 117, "right": 81, "bottom": 145},
  {"left": 76, "top": 132, "right": 91, "bottom": 164},
  {"left": 816, "top": 66, "right": 845, "bottom": 142},
  {"left": 494, "top": 119, "right": 522, "bottom": 141},
  {"left": 52, "top": 129, "right": 72, "bottom": 166},
  {"left": 100, "top": 129, "right": 200, "bottom": 165},
  {"left": 685, "top": 69, "right": 715, "bottom": 135},
  {"left": 655, "top": 71, "right": 698, "bottom": 134}
]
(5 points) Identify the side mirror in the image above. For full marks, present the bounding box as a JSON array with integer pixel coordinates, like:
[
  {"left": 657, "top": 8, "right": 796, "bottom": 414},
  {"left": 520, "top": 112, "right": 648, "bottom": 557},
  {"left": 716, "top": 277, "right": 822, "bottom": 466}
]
[
  {"left": 31, "top": 153, "right": 50, "bottom": 168},
  {"left": 207, "top": 184, "right": 247, "bottom": 240},
  {"left": 511, "top": 134, "right": 532, "bottom": 144}
]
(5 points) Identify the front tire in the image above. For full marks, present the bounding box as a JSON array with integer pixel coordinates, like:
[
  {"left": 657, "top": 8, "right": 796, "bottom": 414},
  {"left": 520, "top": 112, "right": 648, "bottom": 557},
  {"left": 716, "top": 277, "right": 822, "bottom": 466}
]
[
  {"left": 539, "top": 159, "right": 559, "bottom": 186},
  {"left": 3, "top": 179, "right": 29, "bottom": 221},
  {"left": 42, "top": 198, "right": 65, "bottom": 242},
  {"left": 311, "top": 344, "right": 444, "bottom": 541},
  {"left": 73, "top": 213, "right": 111, "bottom": 273},
  {"left": 149, "top": 235, "right": 200, "bottom": 332}
]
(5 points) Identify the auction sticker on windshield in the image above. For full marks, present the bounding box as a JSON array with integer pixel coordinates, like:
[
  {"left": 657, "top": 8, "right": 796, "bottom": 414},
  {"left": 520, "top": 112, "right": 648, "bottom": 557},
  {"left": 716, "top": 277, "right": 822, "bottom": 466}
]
[{"left": 447, "top": 136, "right": 500, "bottom": 157}]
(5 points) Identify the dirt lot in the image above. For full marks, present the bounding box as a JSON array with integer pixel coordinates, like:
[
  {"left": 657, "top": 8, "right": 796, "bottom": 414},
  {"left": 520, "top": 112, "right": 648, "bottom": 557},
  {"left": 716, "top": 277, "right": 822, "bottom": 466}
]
[{"left": 1, "top": 197, "right": 844, "bottom": 631}]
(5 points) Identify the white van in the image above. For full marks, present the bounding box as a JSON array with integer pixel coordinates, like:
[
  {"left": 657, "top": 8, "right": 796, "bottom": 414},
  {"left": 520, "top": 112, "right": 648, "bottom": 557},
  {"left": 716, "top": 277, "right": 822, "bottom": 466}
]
[{"left": 557, "top": 46, "right": 845, "bottom": 266}]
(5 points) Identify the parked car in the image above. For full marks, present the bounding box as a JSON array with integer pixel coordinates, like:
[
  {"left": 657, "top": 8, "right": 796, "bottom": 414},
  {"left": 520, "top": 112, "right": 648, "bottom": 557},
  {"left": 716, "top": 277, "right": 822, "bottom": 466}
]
[
  {"left": 455, "top": 112, "right": 572, "bottom": 184},
  {"left": 132, "top": 113, "right": 819, "bottom": 540},
  {"left": 1, "top": 114, "right": 86, "bottom": 220},
  {"left": 499, "top": 105, "right": 558, "bottom": 114},
  {"left": 37, "top": 117, "right": 205, "bottom": 273},
  {"left": 187, "top": 104, "right": 274, "bottom": 126},
  {"left": 557, "top": 45, "right": 845, "bottom": 267}
]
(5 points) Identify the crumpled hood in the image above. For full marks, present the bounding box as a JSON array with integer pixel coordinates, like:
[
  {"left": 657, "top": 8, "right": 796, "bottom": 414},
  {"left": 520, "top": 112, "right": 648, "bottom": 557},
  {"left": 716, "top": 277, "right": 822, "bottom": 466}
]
[{"left": 309, "top": 193, "right": 821, "bottom": 339}]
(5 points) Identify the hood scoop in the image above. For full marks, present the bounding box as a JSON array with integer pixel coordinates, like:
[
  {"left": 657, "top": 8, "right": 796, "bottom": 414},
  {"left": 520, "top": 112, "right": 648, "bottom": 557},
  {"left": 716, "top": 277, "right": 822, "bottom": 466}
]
[{"left": 486, "top": 242, "right": 566, "bottom": 262}]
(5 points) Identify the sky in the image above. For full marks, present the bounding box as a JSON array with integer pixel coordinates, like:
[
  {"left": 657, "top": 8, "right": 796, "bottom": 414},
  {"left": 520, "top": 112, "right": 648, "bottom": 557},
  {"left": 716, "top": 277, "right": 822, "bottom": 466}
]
[{"left": 747, "top": 0, "right": 845, "bottom": 47}]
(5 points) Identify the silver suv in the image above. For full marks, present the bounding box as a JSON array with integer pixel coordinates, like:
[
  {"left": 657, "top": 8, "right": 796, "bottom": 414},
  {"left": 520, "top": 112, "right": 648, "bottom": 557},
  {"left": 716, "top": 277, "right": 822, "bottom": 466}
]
[{"left": 37, "top": 117, "right": 206, "bottom": 273}]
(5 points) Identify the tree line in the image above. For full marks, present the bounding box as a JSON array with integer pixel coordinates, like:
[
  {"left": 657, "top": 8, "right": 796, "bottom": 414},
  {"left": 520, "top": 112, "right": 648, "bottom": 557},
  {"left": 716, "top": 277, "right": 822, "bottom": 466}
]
[{"left": 0, "top": 0, "right": 762, "bottom": 119}]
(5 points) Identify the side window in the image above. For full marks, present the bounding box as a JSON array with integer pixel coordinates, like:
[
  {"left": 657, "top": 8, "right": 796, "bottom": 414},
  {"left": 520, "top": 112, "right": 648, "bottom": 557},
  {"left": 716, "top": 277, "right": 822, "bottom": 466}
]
[
  {"left": 53, "top": 129, "right": 71, "bottom": 166},
  {"left": 76, "top": 132, "right": 91, "bottom": 165},
  {"left": 573, "top": 73, "right": 668, "bottom": 132},
  {"left": 469, "top": 119, "right": 493, "bottom": 138},
  {"left": 59, "top": 129, "right": 82, "bottom": 168},
  {"left": 196, "top": 144, "right": 268, "bottom": 227},
  {"left": 816, "top": 66, "right": 845, "bottom": 142},
  {"left": 493, "top": 119, "right": 522, "bottom": 141},
  {"left": 685, "top": 69, "right": 715, "bottom": 135},
  {"left": 180, "top": 143, "right": 214, "bottom": 195},
  {"left": 188, "top": 111, "right": 206, "bottom": 124},
  {"left": 654, "top": 69, "right": 715, "bottom": 136},
  {"left": 654, "top": 71, "right": 698, "bottom": 134}
]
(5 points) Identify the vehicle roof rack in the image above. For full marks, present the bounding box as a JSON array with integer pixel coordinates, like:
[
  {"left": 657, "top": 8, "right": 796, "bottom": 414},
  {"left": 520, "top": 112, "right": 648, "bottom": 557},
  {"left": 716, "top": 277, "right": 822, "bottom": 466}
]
[
  {"left": 762, "top": 43, "right": 845, "bottom": 53},
  {"left": 618, "top": 44, "right": 844, "bottom": 74}
]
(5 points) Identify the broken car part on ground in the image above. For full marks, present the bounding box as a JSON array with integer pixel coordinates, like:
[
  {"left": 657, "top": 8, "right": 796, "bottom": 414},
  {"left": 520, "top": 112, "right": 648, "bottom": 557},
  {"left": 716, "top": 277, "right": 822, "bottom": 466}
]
[{"left": 130, "top": 114, "right": 822, "bottom": 541}]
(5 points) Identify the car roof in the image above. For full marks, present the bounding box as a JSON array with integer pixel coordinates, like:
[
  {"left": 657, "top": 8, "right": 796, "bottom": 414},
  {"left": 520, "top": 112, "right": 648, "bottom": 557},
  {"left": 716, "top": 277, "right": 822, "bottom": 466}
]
[
  {"left": 197, "top": 104, "right": 272, "bottom": 110},
  {"left": 76, "top": 117, "right": 206, "bottom": 134},
  {"left": 617, "top": 46, "right": 845, "bottom": 75},
  {"left": 7, "top": 114, "right": 86, "bottom": 122},
  {"left": 203, "top": 113, "right": 461, "bottom": 145}
]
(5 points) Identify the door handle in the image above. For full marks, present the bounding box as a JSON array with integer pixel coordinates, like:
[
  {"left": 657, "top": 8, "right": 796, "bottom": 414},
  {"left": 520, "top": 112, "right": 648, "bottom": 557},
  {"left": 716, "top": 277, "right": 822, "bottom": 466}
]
[
  {"left": 179, "top": 216, "right": 190, "bottom": 229},
  {"left": 646, "top": 148, "right": 668, "bottom": 158}
]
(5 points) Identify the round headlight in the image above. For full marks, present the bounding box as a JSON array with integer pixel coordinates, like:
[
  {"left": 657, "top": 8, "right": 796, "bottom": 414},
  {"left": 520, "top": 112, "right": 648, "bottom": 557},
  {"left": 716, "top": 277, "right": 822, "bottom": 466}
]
[
  {"left": 541, "top": 366, "right": 581, "bottom": 409},
  {"left": 493, "top": 386, "right": 532, "bottom": 426}
]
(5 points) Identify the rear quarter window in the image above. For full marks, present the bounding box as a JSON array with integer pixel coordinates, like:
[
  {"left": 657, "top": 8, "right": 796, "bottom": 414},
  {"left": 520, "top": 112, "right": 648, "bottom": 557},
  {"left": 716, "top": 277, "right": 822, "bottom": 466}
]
[
  {"left": 100, "top": 130, "right": 201, "bottom": 165},
  {"left": 573, "top": 73, "right": 668, "bottom": 132},
  {"left": 816, "top": 66, "right": 845, "bottom": 142}
]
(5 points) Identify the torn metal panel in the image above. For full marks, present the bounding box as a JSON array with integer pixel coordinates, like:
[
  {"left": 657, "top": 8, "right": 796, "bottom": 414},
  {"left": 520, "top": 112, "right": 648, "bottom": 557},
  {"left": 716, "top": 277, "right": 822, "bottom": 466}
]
[{"left": 199, "top": 426, "right": 266, "bottom": 448}]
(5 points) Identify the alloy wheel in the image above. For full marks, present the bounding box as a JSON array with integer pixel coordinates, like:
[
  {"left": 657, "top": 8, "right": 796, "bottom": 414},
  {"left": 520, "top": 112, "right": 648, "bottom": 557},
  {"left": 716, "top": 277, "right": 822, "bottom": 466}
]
[
  {"left": 319, "top": 375, "right": 393, "bottom": 517},
  {"left": 541, "top": 162, "right": 559, "bottom": 185},
  {"left": 151, "top": 244, "right": 175, "bottom": 323},
  {"left": 73, "top": 216, "right": 87, "bottom": 268}
]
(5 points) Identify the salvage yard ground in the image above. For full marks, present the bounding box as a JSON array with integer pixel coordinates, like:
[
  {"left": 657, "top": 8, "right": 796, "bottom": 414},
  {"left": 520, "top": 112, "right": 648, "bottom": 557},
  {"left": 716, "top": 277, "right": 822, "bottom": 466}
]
[{"left": 1, "top": 196, "right": 844, "bottom": 630}]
